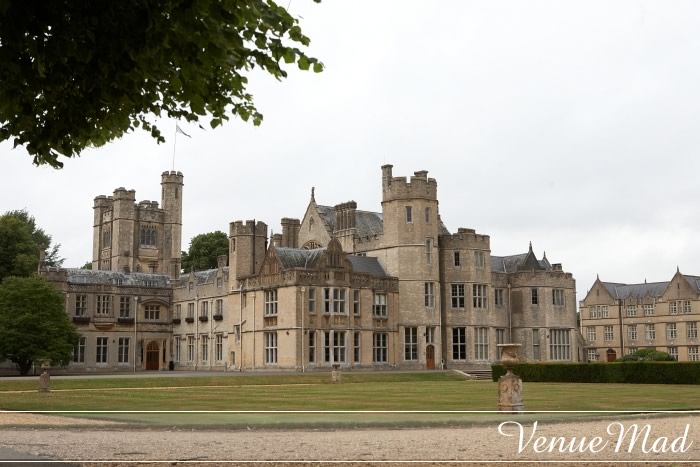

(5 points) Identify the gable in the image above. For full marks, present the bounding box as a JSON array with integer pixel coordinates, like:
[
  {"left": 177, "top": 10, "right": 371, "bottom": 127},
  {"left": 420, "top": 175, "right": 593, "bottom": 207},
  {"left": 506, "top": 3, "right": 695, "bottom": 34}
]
[
  {"left": 298, "top": 200, "right": 332, "bottom": 249},
  {"left": 661, "top": 272, "right": 700, "bottom": 301}
]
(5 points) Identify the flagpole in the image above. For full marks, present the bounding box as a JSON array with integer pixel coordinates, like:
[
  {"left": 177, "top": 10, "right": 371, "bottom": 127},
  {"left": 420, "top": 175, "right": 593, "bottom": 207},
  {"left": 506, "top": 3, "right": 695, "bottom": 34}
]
[{"left": 172, "top": 122, "right": 177, "bottom": 171}]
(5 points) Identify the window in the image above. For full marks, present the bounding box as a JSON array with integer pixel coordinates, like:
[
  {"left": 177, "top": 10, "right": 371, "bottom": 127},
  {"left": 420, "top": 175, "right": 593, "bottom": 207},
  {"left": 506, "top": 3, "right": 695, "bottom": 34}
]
[
  {"left": 453, "top": 251, "right": 461, "bottom": 267},
  {"left": 532, "top": 329, "right": 540, "bottom": 360},
  {"left": 264, "top": 289, "right": 278, "bottom": 316},
  {"left": 96, "top": 337, "right": 108, "bottom": 364},
  {"left": 75, "top": 295, "right": 87, "bottom": 317},
  {"left": 424, "top": 282, "right": 435, "bottom": 308},
  {"left": 587, "top": 349, "right": 599, "bottom": 362},
  {"left": 308, "top": 288, "right": 316, "bottom": 314},
  {"left": 644, "top": 304, "right": 655, "bottom": 316},
  {"left": 174, "top": 337, "right": 181, "bottom": 362},
  {"left": 475, "top": 251, "right": 485, "bottom": 270},
  {"left": 626, "top": 305, "right": 637, "bottom": 317},
  {"left": 216, "top": 277, "right": 223, "bottom": 288},
  {"left": 426, "top": 326, "right": 436, "bottom": 344},
  {"left": 102, "top": 229, "right": 111, "bottom": 248},
  {"left": 604, "top": 325, "right": 614, "bottom": 342},
  {"left": 73, "top": 337, "right": 86, "bottom": 363},
  {"left": 425, "top": 238, "right": 433, "bottom": 264},
  {"left": 140, "top": 226, "right": 157, "bottom": 246},
  {"left": 373, "top": 293, "right": 387, "bottom": 317},
  {"left": 451, "top": 284, "right": 465, "bottom": 308},
  {"left": 645, "top": 324, "right": 656, "bottom": 340},
  {"left": 174, "top": 304, "right": 181, "bottom": 320},
  {"left": 144, "top": 280, "right": 156, "bottom": 287},
  {"left": 452, "top": 327, "right": 466, "bottom": 360},
  {"left": 201, "top": 335, "right": 209, "bottom": 362},
  {"left": 353, "top": 290, "right": 361, "bottom": 315},
  {"left": 324, "top": 331, "right": 347, "bottom": 363},
  {"left": 308, "top": 332, "right": 316, "bottom": 364},
  {"left": 688, "top": 322, "right": 698, "bottom": 339},
  {"left": 188, "top": 282, "right": 194, "bottom": 292},
  {"left": 353, "top": 331, "right": 361, "bottom": 363},
  {"left": 373, "top": 332, "right": 387, "bottom": 363},
  {"left": 549, "top": 329, "right": 570, "bottom": 361},
  {"left": 586, "top": 326, "right": 597, "bottom": 342},
  {"left": 215, "top": 335, "right": 223, "bottom": 361},
  {"left": 670, "top": 301, "right": 678, "bottom": 315},
  {"left": 215, "top": 299, "right": 223, "bottom": 316},
  {"left": 667, "top": 323, "right": 677, "bottom": 340},
  {"left": 552, "top": 289, "right": 564, "bottom": 306},
  {"left": 474, "top": 327, "right": 489, "bottom": 361},
  {"left": 494, "top": 289, "right": 504, "bottom": 307},
  {"left": 496, "top": 328, "right": 506, "bottom": 346},
  {"left": 96, "top": 295, "right": 111, "bottom": 315},
  {"left": 323, "top": 288, "right": 346, "bottom": 314},
  {"left": 145, "top": 305, "right": 161, "bottom": 320},
  {"left": 425, "top": 207, "right": 431, "bottom": 223},
  {"left": 683, "top": 301, "right": 692, "bottom": 314},
  {"left": 118, "top": 337, "right": 130, "bottom": 363},
  {"left": 187, "top": 303, "right": 195, "bottom": 319},
  {"left": 405, "top": 206, "right": 413, "bottom": 223},
  {"left": 473, "top": 284, "right": 488, "bottom": 310},
  {"left": 531, "top": 289, "right": 539, "bottom": 305},
  {"left": 689, "top": 346, "right": 699, "bottom": 361},
  {"left": 187, "top": 336, "right": 195, "bottom": 362},
  {"left": 590, "top": 305, "right": 610, "bottom": 319},
  {"left": 404, "top": 327, "right": 418, "bottom": 361},
  {"left": 668, "top": 347, "right": 678, "bottom": 360},
  {"left": 627, "top": 325, "right": 638, "bottom": 340},
  {"left": 118, "top": 297, "right": 131, "bottom": 318},
  {"left": 626, "top": 347, "right": 637, "bottom": 356}
]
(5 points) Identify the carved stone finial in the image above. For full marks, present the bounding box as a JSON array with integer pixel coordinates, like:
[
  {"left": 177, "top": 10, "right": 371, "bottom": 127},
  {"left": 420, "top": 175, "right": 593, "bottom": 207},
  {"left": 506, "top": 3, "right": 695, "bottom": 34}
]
[{"left": 311, "top": 187, "right": 315, "bottom": 202}]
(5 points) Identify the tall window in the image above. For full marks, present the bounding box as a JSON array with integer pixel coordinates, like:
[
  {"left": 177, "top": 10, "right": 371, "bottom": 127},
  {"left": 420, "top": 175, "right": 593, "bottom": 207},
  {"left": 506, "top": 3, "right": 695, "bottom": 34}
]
[
  {"left": 473, "top": 284, "right": 488, "bottom": 310},
  {"left": 145, "top": 305, "right": 160, "bottom": 320},
  {"left": 425, "top": 207, "right": 431, "bottom": 223},
  {"left": 118, "top": 297, "right": 131, "bottom": 318},
  {"left": 451, "top": 284, "right": 465, "bottom": 308},
  {"left": 187, "top": 336, "right": 195, "bottom": 362},
  {"left": 373, "top": 293, "right": 387, "bottom": 317},
  {"left": 532, "top": 329, "right": 540, "bottom": 360},
  {"left": 552, "top": 289, "right": 564, "bottom": 306},
  {"left": 353, "top": 331, "right": 361, "bottom": 363},
  {"left": 688, "top": 322, "right": 698, "bottom": 339},
  {"left": 626, "top": 305, "right": 637, "bottom": 317},
  {"left": 683, "top": 301, "right": 692, "bottom": 314},
  {"left": 494, "top": 289, "right": 504, "bottom": 307},
  {"left": 627, "top": 325, "right": 638, "bottom": 341},
  {"left": 187, "top": 303, "right": 195, "bottom": 319},
  {"left": 140, "top": 226, "right": 157, "bottom": 246},
  {"left": 404, "top": 327, "right": 418, "bottom": 361},
  {"left": 324, "top": 331, "right": 347, "bottom": 363},
  {"left": 102, "top": 229, "right": 111, "bottom": 248},
  {"left": 586, "top": 326, "right": 596, "bottom": 342},
  {"left": 96, "top": 337, "right": 108, "bottom": 364},
  {"left": 323, "top": 288, "right": 346, "bottom": 314},
  {"left": 75, "top": 295, "right": 87, "bottom": 317},
  {"left": 308, "top": 288, "right": 316, "bottom": 314},
  {"left": 452, "top": 327, "right": 466, "bottom": 360},
  {"left": 645, "top": 324, "right": 656, "bottom": 340},
  {"left": 474, "top": 327, "right": 489, "bottom": 361},
  {"left": 373, "top": 332, "right": 387, "bottom": 363},
  {"left": 425, "top": 238, "right": 433, "bottom": 264},
  {"left": 215, "top": 299, "right": 223, "bottom": 316},
  {"left": 264, "top": 332, "right": 277, "bottom": 365},
  {"left": 668, "top": 347, "right": 678, "bottom": 360},
  {"left": 475, "top": 251, "right": 485, "bottom": 269},
  {"left": 531, "top": 289, "right": 539, "bottom": 305},
  {"left": 264, "top": 289, "right": 278, "bottom": 316},
  {"left": 670, "top": 301, "right": 678, "bottom": 315},
  {"left": 453, "top": 251, "right": 461, "bottom": 267},
  {"left": 308, "top": 332, "right": 316, "bottom": 364},
  {"left": 175, "top": 337, "right": 181, "bottom": 362},
  {"left": 689, "top": 347, "right": 699, "bottom": 362},
  {"left": 549, "top": 329, "right": 570, "bottom": 361},
  {"left": 96, "top": 295, "right": 111, "bottom": 315},
  {"left": 604, "top": 325, "right": 614, "bottom": 342},
  {"left": 588, "top": 349, "right": 599, "bottom": 362},
  {"left": 424, "top": 282, "right": 435, "bottom": 308},
  {"left": 215, "top": 335, "right": 223, "bottom": 361},
  {"left": 405, "top": 206, "right": 413, "bottom": 223},
  {"left": 667, "top": 323, "right": 677, "bottom": 340},
  {"left": 644, "top": 304, "right": 655, "bottom": 316},
  {"left": 496, "top": 328, "right": 506, "bottom": 346},
  {"left": 426, "top": 326, "right": 435, "bottom": 344},
  {"left": 353, "top": 290, "right": 361, "bottom": 315},
  {"left": 73, "top": 337, "right": 86, "bottom": 363},
  {"left": 201, "top": 335, "right": 209, "bottom": 362},
  {"left": 118, "top": 337, "right": 130, "bottom": 363}
]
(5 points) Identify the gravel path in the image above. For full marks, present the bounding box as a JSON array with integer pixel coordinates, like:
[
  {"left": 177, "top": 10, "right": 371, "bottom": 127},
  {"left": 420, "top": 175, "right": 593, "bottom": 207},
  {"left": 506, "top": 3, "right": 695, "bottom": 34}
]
[{"left": 1, "top": 413, "right": 699, "bottom": 465}]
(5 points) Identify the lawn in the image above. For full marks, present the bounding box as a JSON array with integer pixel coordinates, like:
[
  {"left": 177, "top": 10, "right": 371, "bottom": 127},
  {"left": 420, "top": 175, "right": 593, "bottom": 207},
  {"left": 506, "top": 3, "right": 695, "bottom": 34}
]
[{"left": 1, "top": 372, "right": 698, "bottom": 428}]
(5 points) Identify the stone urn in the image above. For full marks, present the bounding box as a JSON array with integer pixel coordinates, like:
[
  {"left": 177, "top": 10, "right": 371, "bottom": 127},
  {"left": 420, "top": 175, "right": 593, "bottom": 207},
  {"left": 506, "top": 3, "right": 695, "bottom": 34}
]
[
  {"left": 496, "top": 344, "right": 523, "bottom": 413},
  {"left": 497, "top": 343, "right": 521, "bottom": 374},
  {"left": 38, "top": 360, "right": 51, "bottom": 393}
]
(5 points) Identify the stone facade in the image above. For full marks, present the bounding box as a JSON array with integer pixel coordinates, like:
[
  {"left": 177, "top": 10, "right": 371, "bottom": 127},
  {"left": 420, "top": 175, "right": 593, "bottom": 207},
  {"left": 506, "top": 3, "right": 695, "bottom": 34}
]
[
  {"left": 31, "top": 164, "right": 580, "bottom": 374},
  {"left": 580, "top": 271, "right": 700, "bottom": 362}
]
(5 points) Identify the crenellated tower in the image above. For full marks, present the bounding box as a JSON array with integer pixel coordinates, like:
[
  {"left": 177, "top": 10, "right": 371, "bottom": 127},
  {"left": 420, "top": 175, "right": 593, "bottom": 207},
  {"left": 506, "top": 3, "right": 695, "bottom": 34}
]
[{"left": 229, "top": 220, "right": 268, "bottom": 283}]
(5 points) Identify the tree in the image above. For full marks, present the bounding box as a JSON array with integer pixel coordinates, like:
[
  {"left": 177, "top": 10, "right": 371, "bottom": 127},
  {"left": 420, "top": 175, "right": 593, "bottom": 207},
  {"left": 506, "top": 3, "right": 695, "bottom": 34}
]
[
  {"left": 0, "top": 210, "right": 63, "bottom": 283},
  {"left": 0, "top": 276, "right": 80, "bottom": 375},
  {"left": 182, "top": 231, "right": 229, "bottom": 272},
  {"left": 0, "top": 0, "right": 323, "bottom": 168},
  {"left": 618, "top": 348, "right": 676, "bottom": 362},
  {"left": 80, "top": 261, "right": 92, "bottom": 270}
]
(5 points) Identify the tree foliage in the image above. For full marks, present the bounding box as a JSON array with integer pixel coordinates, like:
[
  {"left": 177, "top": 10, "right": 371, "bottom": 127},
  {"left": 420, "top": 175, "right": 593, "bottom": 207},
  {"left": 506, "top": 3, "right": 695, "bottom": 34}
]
[
  {"left": 0, "top": 0, "right": 323, "bottom": 168},
  {"left": 0, "top": 209, "right": 63, "bottom": 283},
  {"left": 181, "top": 231, "right": 229, "bottom": 272},
  {"left": 617, "top": 348, "right": 676, "bottom": 362},
  {"left": 0, "top": 276, "right": 80, "bottom": 375}
]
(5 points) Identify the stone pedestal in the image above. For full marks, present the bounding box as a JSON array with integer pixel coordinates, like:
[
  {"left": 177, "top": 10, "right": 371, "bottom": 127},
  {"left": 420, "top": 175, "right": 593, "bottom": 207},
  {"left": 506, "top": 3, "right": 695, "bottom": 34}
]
[
  {"left": 498, "top": 372, "right": 524, "bottom": 413},
  {"left": 331, "top": 365, "right": 341, "bottom": 383},
  {"left": 38, "top": 371, "right": 50, "bottom": 393}
]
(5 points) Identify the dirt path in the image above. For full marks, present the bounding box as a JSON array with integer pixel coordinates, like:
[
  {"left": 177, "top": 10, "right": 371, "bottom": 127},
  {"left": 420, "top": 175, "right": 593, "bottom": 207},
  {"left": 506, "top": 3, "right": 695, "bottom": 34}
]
[{"left": 1, "top": 413, "right": 699, "bottom": 465}]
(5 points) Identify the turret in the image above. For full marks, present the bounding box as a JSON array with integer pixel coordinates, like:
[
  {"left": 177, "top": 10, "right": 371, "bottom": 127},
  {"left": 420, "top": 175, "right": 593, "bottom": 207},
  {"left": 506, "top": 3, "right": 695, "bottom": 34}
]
[
  {"left": 229, "top": 220, "right": 268, "bottom": 281},
  {"left": 161, "top": 171, "right": 184, "bottom": 278}
]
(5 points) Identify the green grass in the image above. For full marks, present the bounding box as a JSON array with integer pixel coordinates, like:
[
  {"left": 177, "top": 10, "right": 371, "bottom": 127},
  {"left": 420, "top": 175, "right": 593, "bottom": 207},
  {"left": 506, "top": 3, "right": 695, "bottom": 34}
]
[{"left": 2, "top": 372, "right": 699, "bottom": 428}]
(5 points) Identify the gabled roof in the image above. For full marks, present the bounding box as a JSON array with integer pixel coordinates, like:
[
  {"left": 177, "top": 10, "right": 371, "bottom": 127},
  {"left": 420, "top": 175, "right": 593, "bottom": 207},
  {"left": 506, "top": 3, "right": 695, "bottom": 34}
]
[
  {"left": 179, "top": 267, "right": 228, "bottom": 286},
  {"left": 601, "top": 281, "right": 669, "bottom": 300},
  {"left": 347, "top": 256, "right": 389, "bottom": 277},
  {"left": 272, "top": 246, "right": 389, "bottom": 277},
  {"left": 490, "top": 253, "right": 552, "bottom": 273},
  {"left": 65, "top": 269, "right": 171, "bottom": 287},
  {"left": 317, "top": 205, "right": 384, "bottom": 238}
]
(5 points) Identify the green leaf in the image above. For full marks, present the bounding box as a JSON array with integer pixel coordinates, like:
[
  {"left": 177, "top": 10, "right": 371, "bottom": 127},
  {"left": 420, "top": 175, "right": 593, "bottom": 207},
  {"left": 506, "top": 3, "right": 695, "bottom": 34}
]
[{"left": 298, "top": 55, "right": 310, "bottom": 71}]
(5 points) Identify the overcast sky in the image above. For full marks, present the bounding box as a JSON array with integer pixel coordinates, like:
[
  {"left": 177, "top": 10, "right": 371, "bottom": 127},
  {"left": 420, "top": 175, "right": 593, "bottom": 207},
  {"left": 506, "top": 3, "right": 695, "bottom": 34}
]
[{"left": 2, "top": 0, "right": 700, "bottom": 301}]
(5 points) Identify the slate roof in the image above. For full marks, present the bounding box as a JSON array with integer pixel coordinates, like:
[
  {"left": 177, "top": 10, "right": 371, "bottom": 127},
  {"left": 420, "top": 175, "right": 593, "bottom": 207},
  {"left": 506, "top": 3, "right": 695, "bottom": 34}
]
[
  {"left": 601, "top": 275, "right": 700, "bottom": 299},
  {"left": 347, "top": 256, "right": 389, "bottom": 277},
  {"left": 179, "top": 267, "right": 228, "bottom": 286},
  {"left": 490, "top": 253, "right": 552, "bottom": 273},
  {"left": 317, "top": 205, "right": 384, "bottom": 237},
  {"left": 273, "top": 246, "right": 389, "bottom": 277},
  {"left": 65, "top": 269, "right": 171, "bottom": 287}
]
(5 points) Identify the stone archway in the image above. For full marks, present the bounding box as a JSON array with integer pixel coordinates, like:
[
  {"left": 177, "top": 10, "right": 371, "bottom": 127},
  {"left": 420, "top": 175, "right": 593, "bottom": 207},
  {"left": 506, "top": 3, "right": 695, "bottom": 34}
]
[{"left": 146, "top": 341, "right": 160, "bottom": 370}]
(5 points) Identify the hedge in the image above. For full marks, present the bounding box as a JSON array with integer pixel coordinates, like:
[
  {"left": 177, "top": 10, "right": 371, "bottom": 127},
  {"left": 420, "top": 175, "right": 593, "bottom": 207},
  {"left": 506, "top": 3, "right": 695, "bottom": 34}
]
[{"left": 491, "top": 362, "right": 700, "bottom": 384}]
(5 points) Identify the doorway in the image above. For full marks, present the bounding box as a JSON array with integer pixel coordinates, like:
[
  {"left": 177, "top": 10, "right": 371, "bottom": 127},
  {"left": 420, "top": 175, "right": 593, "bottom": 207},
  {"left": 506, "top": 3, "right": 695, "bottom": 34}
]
[
  {"left": 146, "top": 341, "right": 160, "bottom": 370},
  {"left": 426, "top": 345, "right": 435, "bottom": 369},
  {"left": 606, "top": 348, "right": 617, "bottom": 362}
]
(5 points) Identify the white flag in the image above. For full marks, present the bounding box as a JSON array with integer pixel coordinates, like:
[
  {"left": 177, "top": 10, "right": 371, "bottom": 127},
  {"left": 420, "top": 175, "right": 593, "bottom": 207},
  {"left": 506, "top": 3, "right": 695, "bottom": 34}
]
[{"left": 176, "top": 124, "right": 191, "bottom": 138}]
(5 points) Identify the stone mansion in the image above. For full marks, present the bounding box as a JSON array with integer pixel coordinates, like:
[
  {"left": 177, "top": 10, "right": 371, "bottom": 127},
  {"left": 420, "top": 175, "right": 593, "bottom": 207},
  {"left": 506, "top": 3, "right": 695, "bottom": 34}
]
[{"left": 38, "top": 165, "right": 582, "bottom": 373}]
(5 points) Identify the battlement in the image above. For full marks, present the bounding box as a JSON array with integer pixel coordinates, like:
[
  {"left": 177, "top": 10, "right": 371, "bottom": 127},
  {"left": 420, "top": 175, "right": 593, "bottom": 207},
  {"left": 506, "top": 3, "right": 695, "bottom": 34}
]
[
  {"left": 112, "top": 187, "right": 136, "bottom": 201},
  {"left": 439, "top": 227, "right": 491, "bottom": 249},
  {"left": 230, "top": 220, "right": 268, "bottom": 237},
  {"left": 161, "top": 171, "right": 184, "bottom": 184},
  {"left": 93, "top": 195, "right": 114, "bottom": 208},
  {"left": 137, "top": 200, "right": 161, "bottom": 210},
  {"left": 382, "top": 166, "right": 438, "bottom": 201},
  {"left": 280, "top": 218, "right": 301, "bottom": 226}
]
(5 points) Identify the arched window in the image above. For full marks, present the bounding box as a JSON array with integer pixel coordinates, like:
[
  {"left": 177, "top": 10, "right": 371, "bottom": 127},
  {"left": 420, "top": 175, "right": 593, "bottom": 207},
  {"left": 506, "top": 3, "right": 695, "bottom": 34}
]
[
  {"left": 302, "top": 240, "right": 323, "bottom": 250},
  {"left": 140, "top": 226, "right": 157, "bottom": 246}
]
